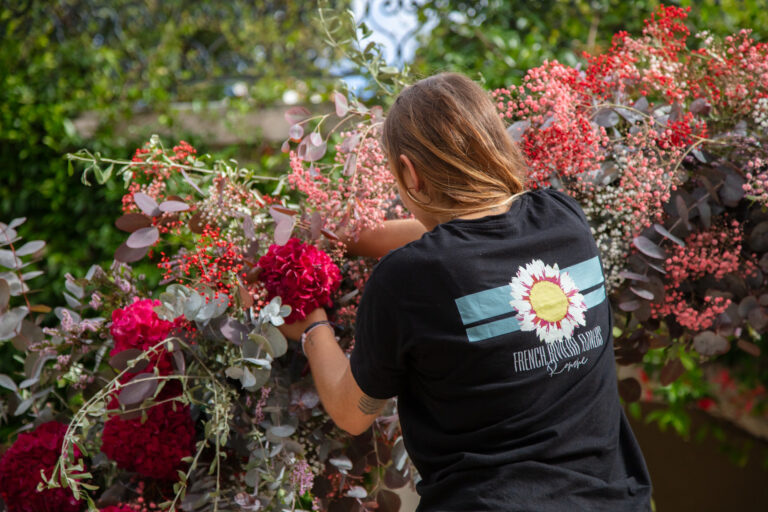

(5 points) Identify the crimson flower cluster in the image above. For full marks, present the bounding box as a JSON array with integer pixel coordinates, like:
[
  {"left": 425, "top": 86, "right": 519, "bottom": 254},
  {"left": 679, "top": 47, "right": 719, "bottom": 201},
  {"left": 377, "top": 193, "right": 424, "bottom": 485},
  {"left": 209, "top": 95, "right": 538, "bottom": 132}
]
[
  {"left": 100, "top": 397, "right": 195, "bottom": 480},
  {"left": 0, "top": 422, "right": 83, "bottom": 512},
  {"left": 110, "top": 298, "right": 179, "bottom": 373},
  {"left": 257, "top": 238, "right": 342, "bottom": 322},
  {"left": 102, "top": 299, "right": 195, "bottom": 480}
]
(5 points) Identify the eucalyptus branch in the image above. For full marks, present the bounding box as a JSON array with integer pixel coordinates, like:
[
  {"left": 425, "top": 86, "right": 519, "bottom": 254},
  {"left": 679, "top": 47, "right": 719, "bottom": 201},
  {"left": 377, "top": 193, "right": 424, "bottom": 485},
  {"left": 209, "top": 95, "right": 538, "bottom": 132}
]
[{"left": 65, "top": 153, "right": 281, "bottom": 183}]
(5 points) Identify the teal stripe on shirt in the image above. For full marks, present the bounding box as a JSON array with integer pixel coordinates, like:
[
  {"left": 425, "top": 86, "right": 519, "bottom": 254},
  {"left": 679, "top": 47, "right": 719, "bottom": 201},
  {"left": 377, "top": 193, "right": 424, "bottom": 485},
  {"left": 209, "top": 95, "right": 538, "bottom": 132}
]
[{"left": 455, "top": 255, "right": 604, "bottom": 326}]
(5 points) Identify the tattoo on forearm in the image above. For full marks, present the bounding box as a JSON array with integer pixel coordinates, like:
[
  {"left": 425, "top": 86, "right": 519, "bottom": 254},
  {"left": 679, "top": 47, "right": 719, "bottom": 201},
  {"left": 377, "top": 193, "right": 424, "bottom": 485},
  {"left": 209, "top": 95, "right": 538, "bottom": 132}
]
[{"left": 358, "top": 394, "right": 386, "bottom": 415}]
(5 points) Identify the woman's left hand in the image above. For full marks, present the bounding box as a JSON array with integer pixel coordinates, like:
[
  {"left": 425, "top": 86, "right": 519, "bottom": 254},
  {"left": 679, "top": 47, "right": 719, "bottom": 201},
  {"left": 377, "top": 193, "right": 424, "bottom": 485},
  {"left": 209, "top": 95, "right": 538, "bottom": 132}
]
[{"left": 277, "top": 307, "right": 328, "bottom": 341}]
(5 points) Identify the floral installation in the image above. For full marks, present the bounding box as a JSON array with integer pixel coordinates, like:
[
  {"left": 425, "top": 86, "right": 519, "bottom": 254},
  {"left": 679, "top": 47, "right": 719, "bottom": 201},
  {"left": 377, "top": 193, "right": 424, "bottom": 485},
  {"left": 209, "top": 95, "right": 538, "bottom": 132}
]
[{"left": 1, "top": 4, "right": 768, "bottom": 512}]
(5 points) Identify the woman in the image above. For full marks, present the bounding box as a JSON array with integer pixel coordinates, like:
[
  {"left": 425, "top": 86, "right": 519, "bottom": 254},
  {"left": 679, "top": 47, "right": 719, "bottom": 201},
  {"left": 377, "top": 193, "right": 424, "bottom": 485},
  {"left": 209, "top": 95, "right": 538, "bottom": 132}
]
[{"left": 280, "top": 72, "right": 653, "bottom": 511}]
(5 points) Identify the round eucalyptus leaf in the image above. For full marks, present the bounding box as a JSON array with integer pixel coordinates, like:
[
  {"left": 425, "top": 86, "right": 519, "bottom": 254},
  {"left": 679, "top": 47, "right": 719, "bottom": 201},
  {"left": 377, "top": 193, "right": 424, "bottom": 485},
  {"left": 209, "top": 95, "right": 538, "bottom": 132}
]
[
  {"left": 219, "top": 317, "right": 249, "bottom": 345},
  {"left": 14, "top": 397, "right": 34, "bottom": 416},
  {"left": 0, "top": 373, "right": 16, "bottom": 392},
  {"left": 346, "top": 486, "right": 367, "bottom": 499},
  {"left": 329, "top": 455, "right": 353, "bottom": 472},
  {"left": 659, "top": 358, "right": 685, "bottom": 386},
  {"left": 383, "top": 465, "right": 409, "bottom": 489},
  {"left": 126, "top": 227, "right": 159, "bottom": 249},
  {"left": 343, "top": 152, "right": 357, "bottom": 177},
  {"left": 506, "top": 120, "right": 530, "bottom": 143},
  {"left": 0, "top": 279, "right": 9, "bottom": 311},
  {"left": 629, "top": 287, "right": 654, "bottom": 301},
  {"left": 749, "top": 221, "right": 768, "bottom": 252},
  {"left": 305, "top": 139, "right": 327, "bottom": 162},
  {"left": 594, "top": 108, "right": 620, "bottom": 127},
  {"left": 268, "top": 424, "right": 296, "bottom": 438},
  {"left": 115, "top": 241, "right": 150, "bottom": 263},
  {"left": 133, "top": 192, "right": 160, "bottom": 216},
  {"left": 118, "top": 373, "right": 158, "bottom": 406},
  {"left": 240, "top": 367, "right": 258, "bottom": 388},
  {"left": 246, "top": 334, "right": 272, "bottom": 358},
  {"left": 310, "top": 212, "right": 323, "bottom": 240},
  {"left": 289, "top": 123, "right": 304, "bottom": 142},
  {"left": 737, "top": 339, "right": 761, "bottom": 357},
  {"left": 321, "top": 227, "right": 339, "bottom": 241},
  {"left": 225, "top": 366, "right": 244, "bottom": 380},
  {"left": 284, "top": 106, "right": 310, "bottom": 125},
  {"left": 109, "top": 349, "right": 149, "bottom": 372},
  {"left": 334, "top": 91, "right": 349, "bottom": 117},
  {"left": 262, "top": 324, "right": 287, "bottom": 358},
  {"left": 693, "top": 331, "right": 729, "bottom": 356},
  {"left": 0, "top": 306, "right": 28, "bottom": 341},
  {"left": 184, "top": 292, "right": 204, "bottom": 321},
  {"left": 618, "top": 271, "right": 648, "bottom": 283},
  {"left": 8, "top": 217, "right": 26, "bottom": 229},
  {"left": 0, "top": 250, "right": 21, "bottom": 270},
  {"left": 158, "top": 200, "right": 189, "bottom": 213},
  {"left": 618, "top": 377, "right": 641, "bottom": 403},
  {"left": 115, "top": 213, "right": 152, "bottom": 233},
  {"left": 243, "top": 357, "right": 272, "bottom": 369},
  {"left": 618, "top": 300, "right": 640, "bottom": 312},
  {"left": 15, "top": 240, "right": 45, "bottom": 257},
  {"left": 632, "top": 236, "right": 666, "bottom": 260},
  {"left": 652, "top": 224, "right": 685, "bottom": 247},
  {"left": 376, "top": 489, "right": 402, "bottom": 512},
  {"left": 391, "top": 437, "right": 407, "bottom": 471}
]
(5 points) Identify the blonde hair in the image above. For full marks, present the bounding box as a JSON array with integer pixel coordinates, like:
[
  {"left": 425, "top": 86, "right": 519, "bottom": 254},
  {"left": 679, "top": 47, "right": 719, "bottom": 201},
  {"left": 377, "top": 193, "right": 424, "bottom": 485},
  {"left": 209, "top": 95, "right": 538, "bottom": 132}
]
[{"left": 382, "top": 72, "right": 528, "bottom": 218}]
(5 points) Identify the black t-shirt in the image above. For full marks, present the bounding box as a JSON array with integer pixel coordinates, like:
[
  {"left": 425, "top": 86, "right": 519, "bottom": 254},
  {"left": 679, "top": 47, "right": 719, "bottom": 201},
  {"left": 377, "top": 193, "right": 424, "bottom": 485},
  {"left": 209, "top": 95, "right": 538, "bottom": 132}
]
[{"left": 350, "top": 188, "right": 653, "bottom": 511}]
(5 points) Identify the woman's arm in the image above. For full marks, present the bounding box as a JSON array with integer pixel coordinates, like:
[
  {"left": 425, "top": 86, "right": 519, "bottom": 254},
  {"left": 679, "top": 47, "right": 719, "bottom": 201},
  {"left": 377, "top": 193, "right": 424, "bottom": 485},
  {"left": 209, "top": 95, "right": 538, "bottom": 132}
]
[
  {"left": 343, "top": 218, "right": 426, "bottom": 258},
  {"left": 279, "top": 309, "right": 386, "bottom": 435}
]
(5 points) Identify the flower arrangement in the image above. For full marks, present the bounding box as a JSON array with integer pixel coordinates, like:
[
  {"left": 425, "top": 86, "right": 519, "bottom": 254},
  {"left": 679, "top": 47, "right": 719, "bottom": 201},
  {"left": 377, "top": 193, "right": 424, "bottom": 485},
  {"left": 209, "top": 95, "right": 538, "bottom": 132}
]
[
  {"left": 1, "top": 4, "right": 768, "bottom": 511},
  {"left": 492, "top": 6, "right": 768, "bottom": 421}
]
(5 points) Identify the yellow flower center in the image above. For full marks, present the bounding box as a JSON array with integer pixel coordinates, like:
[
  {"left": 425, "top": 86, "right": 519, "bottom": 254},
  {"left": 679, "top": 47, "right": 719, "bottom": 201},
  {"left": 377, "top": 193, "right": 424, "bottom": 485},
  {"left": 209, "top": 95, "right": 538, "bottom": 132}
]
[{"left": 528, "top": 280, "right": 569, "bottom": 323}]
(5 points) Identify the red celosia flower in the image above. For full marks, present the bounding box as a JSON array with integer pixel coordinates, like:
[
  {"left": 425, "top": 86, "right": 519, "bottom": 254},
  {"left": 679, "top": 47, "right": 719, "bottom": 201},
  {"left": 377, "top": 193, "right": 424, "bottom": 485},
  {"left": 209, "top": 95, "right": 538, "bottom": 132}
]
[
  {"left": 257, "top": 238, "right": 342, "bottom": 322},
  {"left": 0, "top": 422, "right": 83, "bottom": 512},
  {"left": 110, "top": 298, "right": 180, "bottom": 373},
  {"left": 101, "top": 506, "right": 140, "bottom": 512},
  {"left": 101, "top": 395, "right": 195, "bottom": 480}
]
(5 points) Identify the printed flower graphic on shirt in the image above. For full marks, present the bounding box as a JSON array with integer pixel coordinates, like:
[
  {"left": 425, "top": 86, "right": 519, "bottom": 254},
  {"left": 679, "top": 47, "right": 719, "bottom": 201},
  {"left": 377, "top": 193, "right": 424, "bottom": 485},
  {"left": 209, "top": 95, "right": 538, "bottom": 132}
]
[{"left": 509, "top": 259, "right": 587, "bottom": 344}]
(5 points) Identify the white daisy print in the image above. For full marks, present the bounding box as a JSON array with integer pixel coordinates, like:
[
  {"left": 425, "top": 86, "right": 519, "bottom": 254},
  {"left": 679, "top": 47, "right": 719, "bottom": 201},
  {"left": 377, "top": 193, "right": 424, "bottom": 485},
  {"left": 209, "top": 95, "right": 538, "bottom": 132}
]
[{"left": 509, "top": 259, "right": 587, "bottom": 344}]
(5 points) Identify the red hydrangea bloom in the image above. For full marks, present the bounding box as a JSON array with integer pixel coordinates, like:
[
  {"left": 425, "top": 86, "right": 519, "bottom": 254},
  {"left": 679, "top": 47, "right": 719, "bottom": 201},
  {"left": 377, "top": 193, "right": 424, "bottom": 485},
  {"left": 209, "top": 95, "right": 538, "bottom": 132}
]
[
  {"left": 100, "top": 506, "right": 141, "bottom": 512},
  {"left": 110, "top": 298, "right": 178, "bottom": 372},
  {"left": 101, "top": 395, "right": 195, "bottom": 480},
  {"left": 0, "top": 422, "right": 83, "bottom": 512},
  {"left": 257, "top": 238, "right": 342, "bottom": 322}
]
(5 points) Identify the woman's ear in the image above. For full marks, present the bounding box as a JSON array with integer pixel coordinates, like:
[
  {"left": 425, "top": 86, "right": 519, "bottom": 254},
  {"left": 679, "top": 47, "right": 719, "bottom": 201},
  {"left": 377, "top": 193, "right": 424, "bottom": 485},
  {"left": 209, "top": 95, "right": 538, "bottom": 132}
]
[{"left": 399, "top": 154, "right": 423, "bottom": 192}]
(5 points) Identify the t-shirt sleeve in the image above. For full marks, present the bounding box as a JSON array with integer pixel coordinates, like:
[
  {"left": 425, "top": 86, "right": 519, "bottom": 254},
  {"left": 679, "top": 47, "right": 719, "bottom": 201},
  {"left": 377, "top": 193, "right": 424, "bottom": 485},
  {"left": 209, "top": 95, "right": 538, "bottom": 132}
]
[{"left": 349, "top": 270, "right": 405, "bottom": 399}]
